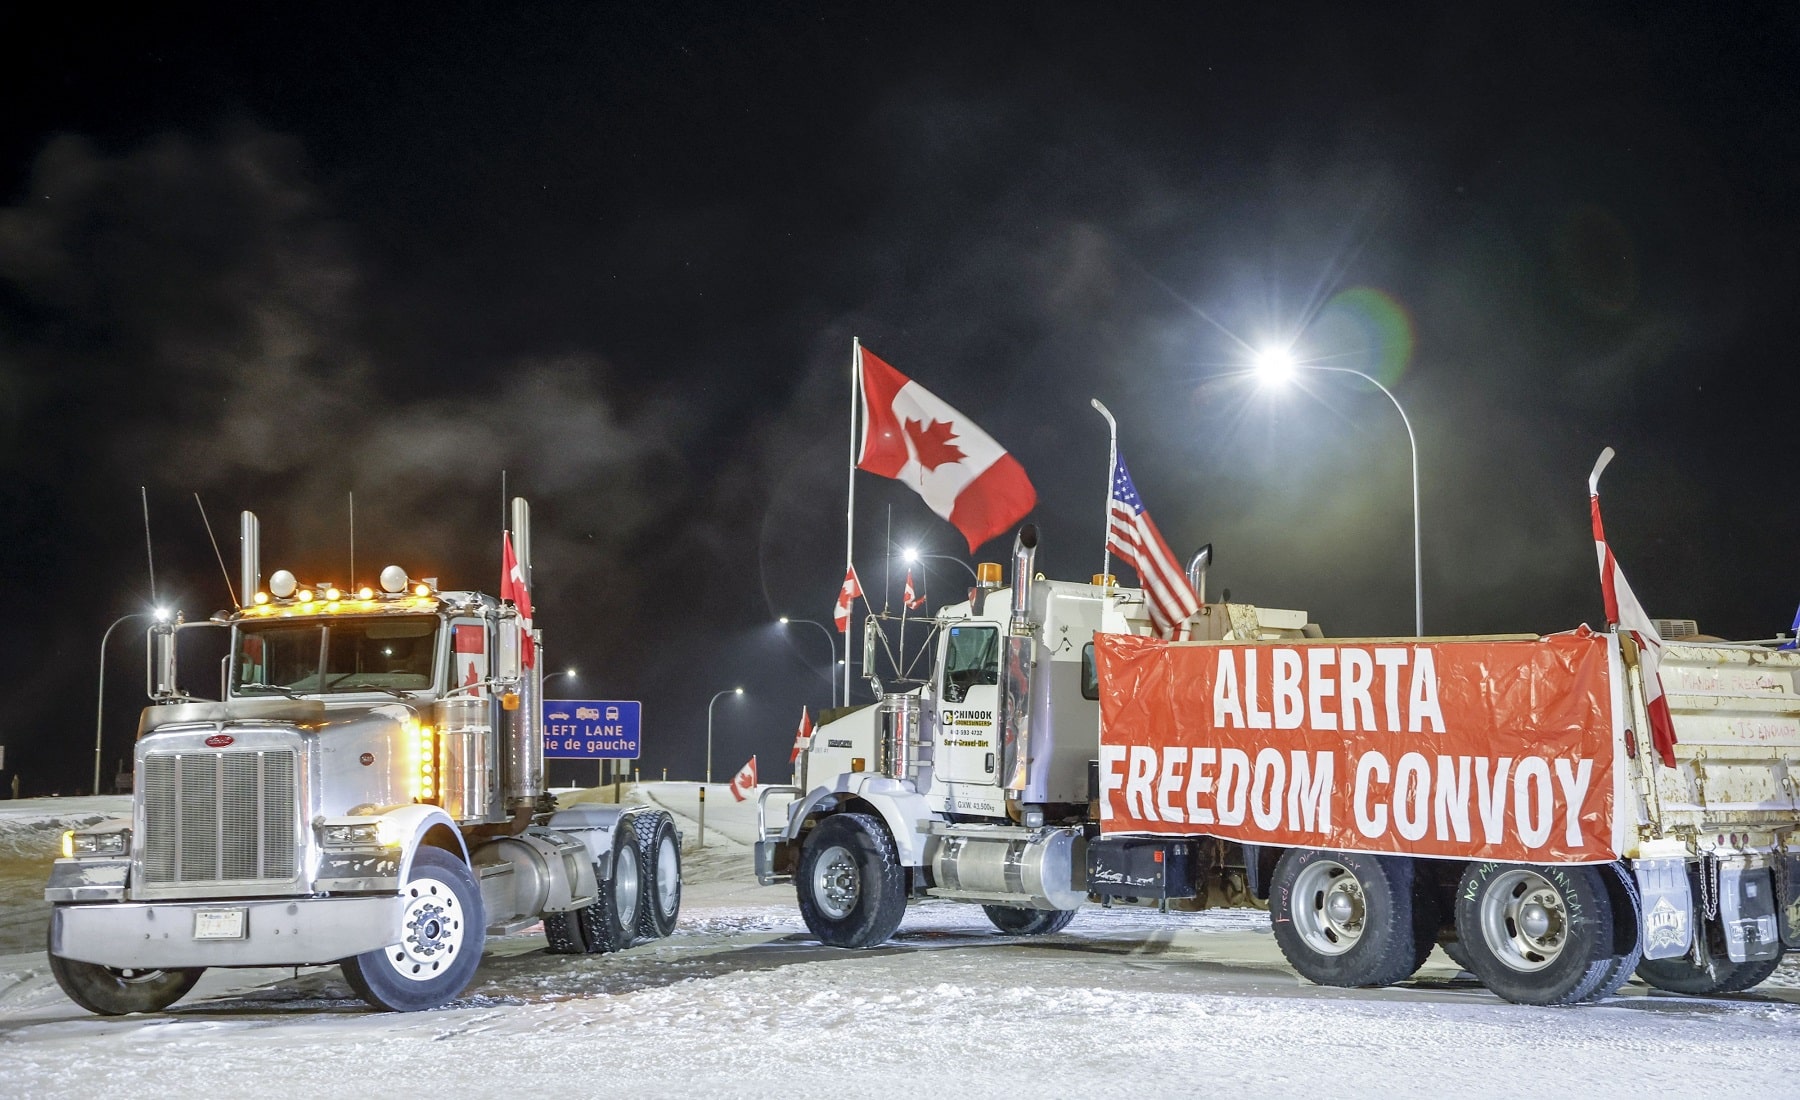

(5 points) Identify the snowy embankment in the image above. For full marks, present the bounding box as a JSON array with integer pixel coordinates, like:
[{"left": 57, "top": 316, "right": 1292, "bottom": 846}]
[{"left": 2, "top": 786, "right": 1799, "bottom": 1098}]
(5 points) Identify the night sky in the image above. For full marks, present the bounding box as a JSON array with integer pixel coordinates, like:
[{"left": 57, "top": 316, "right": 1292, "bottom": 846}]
[{"left": 3, "top": 4, "right": 1796, "bottom": 795}]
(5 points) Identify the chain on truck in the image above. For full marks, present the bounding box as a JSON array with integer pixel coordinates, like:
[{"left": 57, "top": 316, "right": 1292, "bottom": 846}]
[
  {"left": 757, "top": 524, "right": 1800, "bottom": 1006},
  {"left": 48, "top": 498, "right": 683, "bottom": 1014}
]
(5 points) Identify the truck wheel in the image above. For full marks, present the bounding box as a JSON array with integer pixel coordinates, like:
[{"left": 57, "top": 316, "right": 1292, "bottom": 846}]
[
  {"left": 1455, "top": 862, "right": 1615, "bottom": 1006},
  {"left": 578, "top": 822, "right": 646, "bottom": 953},
  {"left": 342, "top": 846, "right": 485, "bottom": 1012},
  {"left": 983, "top": 905, "right": 1076, "bottom": 935},
  {"left": 1270, "top": 848, "right": 1423, "bottom": 988},
  {"left": 47, "top": 928, "right": 203, "bottom": 1016},
  {"left": 796, "top": 812, "right": 907, "bottom": 948},
  {"left": 1589, "top": 862, "right": 1644, "bottom": 1000},
  {"left": 632, "top": 811, "right": 683, "bottom": 940}
]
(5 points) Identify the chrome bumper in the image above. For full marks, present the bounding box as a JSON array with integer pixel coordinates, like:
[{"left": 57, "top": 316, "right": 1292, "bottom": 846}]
[{"left": 50, "top": 895, "right": 407, "bottom": 969}]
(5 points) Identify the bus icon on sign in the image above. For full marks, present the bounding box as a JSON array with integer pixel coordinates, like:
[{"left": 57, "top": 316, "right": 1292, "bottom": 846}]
[{"left": 605, "top": 706, "right": 620, "bottom": 720}]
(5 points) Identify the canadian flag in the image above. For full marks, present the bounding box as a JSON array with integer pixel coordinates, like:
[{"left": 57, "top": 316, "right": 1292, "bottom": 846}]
[
  {"left": 834, "top": 566, "right": 862, "bottom": 633},
  {"left": 501, "top": 531, "right": 535, "bottom": 668},
  {"left": 903, "top": 570, "right": 925, "bottom": 610},
  {"left": 789, "top": 707, "right": 814, "bottom": 763},
  {"left": 857, "top": 347, "right": 1036, "bottom": 553},
  {"left": 728, "top": 755, "right": 758, "bottom": 802},
  {"left": 1589, "top": 448, "right": 1676, "bottom": 768}
]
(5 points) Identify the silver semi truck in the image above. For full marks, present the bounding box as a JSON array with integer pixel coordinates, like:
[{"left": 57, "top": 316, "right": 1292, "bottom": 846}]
[{"left": 48, "top": 500, "right": 681, "bottom": 1013}]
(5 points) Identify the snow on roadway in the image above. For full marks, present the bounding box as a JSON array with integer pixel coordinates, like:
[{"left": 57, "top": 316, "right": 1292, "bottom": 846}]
[{"left": 2, "top": 786, "right": 1799, "bottom": 1099}]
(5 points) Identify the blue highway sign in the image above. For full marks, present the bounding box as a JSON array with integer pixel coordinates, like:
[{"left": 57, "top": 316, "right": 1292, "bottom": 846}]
[{"left": 543, "top": 699, "right": 641, "bottom": 759}]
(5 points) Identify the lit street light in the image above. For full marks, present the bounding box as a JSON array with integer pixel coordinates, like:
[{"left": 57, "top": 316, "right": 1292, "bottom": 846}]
[
  {"left": 542, "top": 668, "right": 578, "bottom": 694},
  {"left": 95, "top": 608, "right": 169, "bottom": 796},
  {"left": 706, "top": 686, "right": 744, "bottom": 784},
  {"left": 778, "top": 617, "right": 838, "bottom": 708},
  {"left": 1255, "top": 346, "right": 1423, "bottom": 637}
]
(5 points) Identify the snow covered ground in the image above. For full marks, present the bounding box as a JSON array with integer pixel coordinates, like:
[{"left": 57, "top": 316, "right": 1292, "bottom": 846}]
[{"left": 3, "top": 786, "right": 1799, "bottom": 1098}]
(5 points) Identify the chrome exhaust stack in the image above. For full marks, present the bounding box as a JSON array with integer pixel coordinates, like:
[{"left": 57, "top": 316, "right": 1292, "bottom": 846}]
[
  {"left": 1187, "top": 543, "right": 1212, "bottom": 605},
  {"left": 240, "top": 511, "right": 260, "bottom": 606},
  {"left": 503, "top": 496, "right": 544, "bottom": 812},
  {"left": 1000, "top": 525, "right": 1039, "bottom": 793}
]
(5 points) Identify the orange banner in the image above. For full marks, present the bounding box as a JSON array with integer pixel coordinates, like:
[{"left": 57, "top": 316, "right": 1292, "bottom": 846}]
[{"left": 1095, "top": 632, "right": 1618, "bottom": 863}]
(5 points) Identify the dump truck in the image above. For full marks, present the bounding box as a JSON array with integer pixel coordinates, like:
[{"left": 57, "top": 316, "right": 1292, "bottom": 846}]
[
  {"left": 47, "top": 499, "right": 682, "bottom": 1014},
  {"left": 757, "top": 525, "right": 1800, "bottom": 1005}
]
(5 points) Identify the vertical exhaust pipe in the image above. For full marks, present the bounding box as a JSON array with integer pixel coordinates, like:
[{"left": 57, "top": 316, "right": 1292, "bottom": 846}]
[
  {"left": 504, "top": 496, "right": 544, "bottom": 811},
  {"left": 1000, "top": 525, "right": 1039, "bottom": 793},
  {"left": 1010, "top": 524, "right": 1038, "bottom": 636},
  {"left": 240, "top": 512, "right": 261, "bottom": 606},
  {"left": 1187, "top": 543, "right": 1212, "bottom": 605}
]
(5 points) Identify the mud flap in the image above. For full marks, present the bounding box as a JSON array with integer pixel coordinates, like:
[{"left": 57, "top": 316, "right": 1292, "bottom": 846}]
[
  {"left": 1719, "top": 865, "right": 1782, "bottom": 963},
  {"left": 1632, "top": 857, "right": 1694, "bottom": 960},
  {"left": 1781, "top": 854, "right": 1800, "bottom": 949}
]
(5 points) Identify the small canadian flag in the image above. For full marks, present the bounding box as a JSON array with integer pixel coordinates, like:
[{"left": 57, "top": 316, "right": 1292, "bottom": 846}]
[
  {"left": 789, "top": 707, "right": 814, "bottom": 764},
  {"left": 903, "top": 570, "right": 925, "bottom": 610},
  {"left": 728, "top": 755, "right": 759, "bottom": 802},
  {"left": 833, "top": 567, "right": 863, "bottom": 633}
]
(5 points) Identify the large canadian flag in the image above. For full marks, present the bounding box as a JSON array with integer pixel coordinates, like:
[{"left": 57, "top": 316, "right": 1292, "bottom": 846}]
[
  {"left": 1589, "top": 448, "right": 1677, "bottom": 767},
  {"left": 857, "top": 348, "right": 1036, "bottom": 553},
  {"left": 728, "top": 755, "right": 759, "bottom": 802}
]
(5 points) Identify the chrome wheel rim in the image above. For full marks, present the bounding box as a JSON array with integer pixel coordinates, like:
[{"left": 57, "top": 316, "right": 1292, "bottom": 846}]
[
  {"left": 1478, "top": 869, "right": 1567, "bottom": 973},
  {"left": 614, "top": 843, "right": 641, "bottom": 926},
  {"left": 1290, "top": 859, "right": 1366, "bottom": 956},
  {"left": 385, "top": 872, "right": 465, "bottom": 982},
  {"left": 811, "top": 844, "right": 860, "bottom": 920},
  {"left": 655, "top": 833, "right": 680, "bottom": 915}
]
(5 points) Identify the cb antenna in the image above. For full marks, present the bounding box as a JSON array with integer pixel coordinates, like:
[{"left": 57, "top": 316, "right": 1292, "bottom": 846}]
[
  {"left": 140, "top": 486, "right": 159, "bottom": 607},
  {"left": 194, "top": 493, "right": 238, "bottom": 606}
]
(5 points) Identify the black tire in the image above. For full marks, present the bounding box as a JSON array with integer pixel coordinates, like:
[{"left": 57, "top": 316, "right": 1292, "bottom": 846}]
[
  {"left": 341, "top": 846, "right": 485, "bottom": 1012},
  {"left": 1441, "top": 937, "right": 1475, "bottom": 973},
  {"left": 1455, "top": 862, "right": 1616, "bottom": 1006},
  {"left": 795, "top": 812, "right": 907, "bottom": 948},
  {"left": 1590, "top": 863, "right": 1645, "bottom": 999},
  {"left": 581, "top": 822, "right": 645, "bottom": 953},
  {"left": 47, "top": 918, "right": 203, "bottom": 1016},
  {"left": 1270, "top": 848, "right": 1424, "bottom": 988},
  {"left": 632, "top": 811, "right": 682, "bottom": 940},
  {"left": 983, "top": 905, "right": 1077, "bottom": 935}
]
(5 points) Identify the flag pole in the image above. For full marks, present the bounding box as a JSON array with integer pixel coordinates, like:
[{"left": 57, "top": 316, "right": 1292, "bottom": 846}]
[
  {"left": 845, "top": 338, "right": 862, "bottom": 708},
  {"left": 1091, "top": 399, "right": 1117, "bottom": 583}
]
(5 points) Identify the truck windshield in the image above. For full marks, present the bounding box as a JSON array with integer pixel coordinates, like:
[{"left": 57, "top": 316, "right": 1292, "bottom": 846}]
[
  {"left": 941, "top": 624, "right": 999, "bottom": 703},
  {"left": 234, "top": 616, "right": 440, "bottom": 697}
]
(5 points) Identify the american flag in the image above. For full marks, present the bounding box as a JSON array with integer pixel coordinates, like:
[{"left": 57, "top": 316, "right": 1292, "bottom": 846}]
[{"left": 1108, "top": 452, "right": 1201, "bottom": 639}]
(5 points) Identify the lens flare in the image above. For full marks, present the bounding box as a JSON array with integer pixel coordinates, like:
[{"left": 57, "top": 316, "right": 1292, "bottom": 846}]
[{"left": 1313, "top": 286, "right": 1415, "bottom": 387}]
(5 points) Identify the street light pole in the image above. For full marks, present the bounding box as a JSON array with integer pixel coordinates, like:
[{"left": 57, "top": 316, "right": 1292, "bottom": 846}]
[
  {"left": 95, "top": 610, "right": 164, "bottom": 796},
  {"left": 1256, "top": 354, "right": 1423, "bottom": 637},
  {"left": 901, "top": 548, "right": 979, "bottom": 581},
  {"left": 705, "top": 686, "right": 743, "bottom": 784},
  {"left": 779, "top": 617, "right": 838, "bottom": 708}
]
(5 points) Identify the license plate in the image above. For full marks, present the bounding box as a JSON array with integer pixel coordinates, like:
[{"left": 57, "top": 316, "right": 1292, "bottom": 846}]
[{"left": 193, "top": 908, "right": 246, "bottom": 940}]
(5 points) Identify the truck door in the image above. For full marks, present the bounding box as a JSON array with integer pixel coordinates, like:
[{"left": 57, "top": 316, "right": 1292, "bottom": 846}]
[{"left": 935, "top": 623, "right": 1001, "bottom": 791}]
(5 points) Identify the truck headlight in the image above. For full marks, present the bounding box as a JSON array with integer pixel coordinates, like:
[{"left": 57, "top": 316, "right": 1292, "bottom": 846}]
[
  {"left": 62, "top": 829, "right": 129, "bottom": 858},
  {"left": 319, "top": 820, "right": 400, "bottom": 848}
]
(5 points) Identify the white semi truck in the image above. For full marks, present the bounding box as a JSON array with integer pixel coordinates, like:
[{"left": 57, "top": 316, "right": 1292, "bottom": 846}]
[
  {"left": 47, "top": 500, "right": 681, "bottom": 1014},
  {"left": 757, "top": 525, "right": 1800, "bottom": 1005}
]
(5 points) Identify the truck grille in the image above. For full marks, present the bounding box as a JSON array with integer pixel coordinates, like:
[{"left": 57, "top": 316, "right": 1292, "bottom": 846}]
[{"left": 141, "top": 748, "right": 300, "bottom": 885}]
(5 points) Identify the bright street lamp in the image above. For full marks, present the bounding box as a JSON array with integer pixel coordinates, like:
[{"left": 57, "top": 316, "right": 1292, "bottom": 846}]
[
  {"left": 778, "top": 618, "right": 838, "bottom": 708},
  {"left": 706, "top": 686, "right": 744, "bottom": 784},
  {"left": 96, "top": 608, "right": 169, "bottom": 796},
  {"left": 1255, "top": 348, "right": 1423, "bottom": 637},
  {"left": 542, "top": 668, "right": 578, "bottom": 694}
]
